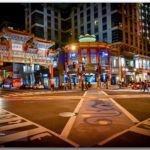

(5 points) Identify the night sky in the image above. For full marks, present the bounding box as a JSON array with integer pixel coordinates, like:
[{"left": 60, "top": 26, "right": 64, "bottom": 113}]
[{"left": 0, "top": 3, "right": 25, "bottom": 29}]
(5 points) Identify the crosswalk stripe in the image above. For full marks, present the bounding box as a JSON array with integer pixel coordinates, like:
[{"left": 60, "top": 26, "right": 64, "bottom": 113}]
[
  {"left": 0, "top": 114, "right": 14, "bottom": 118},
  {"left": 0, "top": 117, "right": 22, "bottom": 124},
  {"left": 0, "top": 127, "right": 46, "bottom": 144},
  {"left": 0, "top": 122, "right": 32, "bottom": 132}
]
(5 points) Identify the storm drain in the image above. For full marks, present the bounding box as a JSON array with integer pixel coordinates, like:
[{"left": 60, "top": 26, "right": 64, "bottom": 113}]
[{"left": 59, "top": 112, "right": 76, "bottom": 117}]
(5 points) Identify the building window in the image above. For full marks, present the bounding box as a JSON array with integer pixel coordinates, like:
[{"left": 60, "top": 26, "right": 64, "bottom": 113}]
[
  {"left": 74, "top": 8, "right": 77, "bottom": 14},
  {"left": 31, "top": 26, "right": 44, "bottom": 38},
  {"left": 103, "top": 32, "right": 107, "bottom": 42},
  {"left": 94, "top": 4, "right": 98, "bottom": 12},
  {"left": 81, "top": 26, "right": 84, "bottom": 34},
  {"left": 87, "top": 9, "right": 91, "bottom": 15},
  {"left": 94, "top": 19, "right": 98, "bottom": 33},
  {"left": 48, "top": 29, "right": 51, "bottom": 40},
  {"left": 102, "top": 3, "right": 106, "bottom": 8},
  {"left": 87, "top": 23, "right": 91, "bottom": 30},
  {"left": 87, "top": 15, "right": 91, "bottom": 22},
  {"left": 87, "top": 3, "right": 90, "bottom": 8},
  {"left": 94, "top": 12, "right": 98, "bottom": 18},
  {"left": 47, "top": 9, "right": 51, "bottom": 14},
  {"left": 103, "top": 24, "right": 107, "bottom": 30},
  {"left": 55, "top": 11, "right": 58, "bottom": 17},
  {"left": 32, "top": 12, "right": 44, "bottom": 25},
  {"left": 102, "top": 17, "right": 107, "bottom": 24},
  {"left": 80, "top": 13, "right": 84, "bottom": 24},
  {"left": 102, "top": 9, "right": 106, "bottom": 15},
  {"left": 80, "top": 5, "right": 83, "bottom": 11},
  {"left": 111, "top": 12, "right": 122, "bottom": 27},
  {"left": 48, "top": 21, "right": 51, "bottom": 27},
  {"left": 112, "top": 29, "right": 123, "bottom": 43},
  {"left": 96, "top": 35, "right": 99, "bottom": 41}
]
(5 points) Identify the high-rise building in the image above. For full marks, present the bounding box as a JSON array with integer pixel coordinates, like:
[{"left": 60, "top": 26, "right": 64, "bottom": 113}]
[
  {"left": 25, "top": 3, "right": 150, "bottom": 83},
  {"left": 25, "top": 3, "right": 150, "bottom": 53}
]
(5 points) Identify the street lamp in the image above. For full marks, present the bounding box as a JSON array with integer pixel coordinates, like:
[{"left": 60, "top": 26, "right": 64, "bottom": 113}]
[{"left": 71, "top": 45, "right": 76, "bottom": 51}]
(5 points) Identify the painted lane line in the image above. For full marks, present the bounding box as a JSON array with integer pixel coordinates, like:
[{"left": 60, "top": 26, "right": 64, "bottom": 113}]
[
  {"left": 0, "top": 122, "right": 32, "bottom": 132},
  {"left": 131, "top": 127, "right": 150, "bottom": 136},
  {"left": 101, "top": 91, "right": 139, "bottom": 123},
  {"left": 0, "top": 109, "right": 79, "bottom": 147},
  {"left": 98, "top": 127, "right": 129, "bottom": 146},
  {"left": 60, "top": 91, "right": 87, "bottom": 139},
  {"left": 98, "top": 118, "right": 150, "bottom": 146}
]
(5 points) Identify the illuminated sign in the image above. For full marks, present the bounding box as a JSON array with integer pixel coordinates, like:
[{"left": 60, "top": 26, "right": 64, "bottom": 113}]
[
  {"left": 12, "top": 43, "right": 23, "bottom": 51},
  {"left": 100, "top": 51, "right": 108, "bottom": 57},
  {"left": 69, "top": 53, "right": 77, "bottom": 59}
]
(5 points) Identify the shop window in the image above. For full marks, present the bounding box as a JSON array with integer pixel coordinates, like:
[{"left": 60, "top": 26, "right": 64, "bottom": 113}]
[
  {"left": 91, "top": 50, "right": 96, "bottom": 64},
  {"left": 99, "top": 51, "right": 109, "bottom": 66},
  {"left": 121, "top": 58, "right": 125, "bottom": 67},
  {"left": 81, "top": 50, "right": 88, "bottom": 64}
]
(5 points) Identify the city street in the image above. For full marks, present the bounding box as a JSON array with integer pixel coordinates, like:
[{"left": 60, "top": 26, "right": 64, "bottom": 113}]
[{"left": 0, "top": 87, "right": 150, "bottom": 147}]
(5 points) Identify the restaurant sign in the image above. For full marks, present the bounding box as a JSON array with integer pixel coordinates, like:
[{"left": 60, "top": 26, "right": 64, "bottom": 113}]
[{"left": 12, "top": 43, "right": 23, "bottom": 51}]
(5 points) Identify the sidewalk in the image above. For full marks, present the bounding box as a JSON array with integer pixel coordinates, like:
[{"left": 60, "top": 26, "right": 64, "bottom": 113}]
[{"left": 61, "top": 88, "right": 137, "bottom": 147}]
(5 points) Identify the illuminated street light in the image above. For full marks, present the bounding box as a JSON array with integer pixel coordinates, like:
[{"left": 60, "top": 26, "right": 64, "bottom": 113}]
[{"left": 71, "top": 45, "right": 76, "bottom": 51}]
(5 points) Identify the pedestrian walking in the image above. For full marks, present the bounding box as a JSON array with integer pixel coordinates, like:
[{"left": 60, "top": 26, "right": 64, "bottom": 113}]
[{"left": 73, "top": 82, "right": 76, "bottom": 89}]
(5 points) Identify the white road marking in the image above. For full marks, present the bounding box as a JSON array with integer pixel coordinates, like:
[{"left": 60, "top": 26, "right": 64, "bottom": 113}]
[
  {"left": 131, "top": 127, "right": 150, "bottom": 136},
  {"left": 0, "top": 114, "right": 14, "bottom": 118},
  {"left": 0, "top": 117, "right": 22, "bottom": 124},
  {"left": 101, "top": 91, "right": 139, "bottom": 123},
  {"left": 98, "top": 118, "right": 150, "bottom": 146},
  {"left": 30, "top": 132, "right": 52, "bottom": 141},
  {"left": 0, "top": 122, "right": 32, "bottom": 131},
  {"left": 0, "top": 127, "right": 46, "bottom": 144},
  {"left": 0, "top": 109, "right": 79, "bottom": 147},
  {"left": 60, "top": 91, "right": 87, "bottom": 138}
]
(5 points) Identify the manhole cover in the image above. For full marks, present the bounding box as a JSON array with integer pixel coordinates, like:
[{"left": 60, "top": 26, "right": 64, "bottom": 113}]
[{"left": 59, "top": 112, "right": 76, "bottom": 117}]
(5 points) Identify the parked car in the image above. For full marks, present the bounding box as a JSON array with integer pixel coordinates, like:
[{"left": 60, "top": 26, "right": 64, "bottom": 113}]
[
  {"left": 131, "top": 82, "right": 142, "bottom": 89},
  {"left": 33, "top": 84, "right": 44, "bottom": 89},
  {"left": 3, "top": 83, "right": 12, "bottom": 89}
]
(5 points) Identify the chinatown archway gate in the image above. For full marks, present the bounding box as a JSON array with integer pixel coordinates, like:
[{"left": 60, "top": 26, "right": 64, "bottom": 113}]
[{"left": 0, "top": 28, "right": 56, "bottom": 88}]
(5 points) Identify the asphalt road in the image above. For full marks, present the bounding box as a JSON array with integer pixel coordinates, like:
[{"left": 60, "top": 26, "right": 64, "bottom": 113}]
[{"left": 0, "top": 88, "right": 149, "bottom": 147}]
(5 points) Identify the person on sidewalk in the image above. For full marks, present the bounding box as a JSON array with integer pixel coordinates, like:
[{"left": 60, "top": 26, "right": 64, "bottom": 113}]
[
  {"left": 143, "top": 80, "right": 148, "bottom": 92},
  {"left": 118, "top": 80, "right": 122, "bottom": 89}
]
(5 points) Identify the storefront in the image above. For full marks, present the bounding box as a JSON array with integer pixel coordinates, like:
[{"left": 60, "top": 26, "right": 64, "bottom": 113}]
[{"left": 64, "top": 34, "right": 112, "bottom": 85}]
